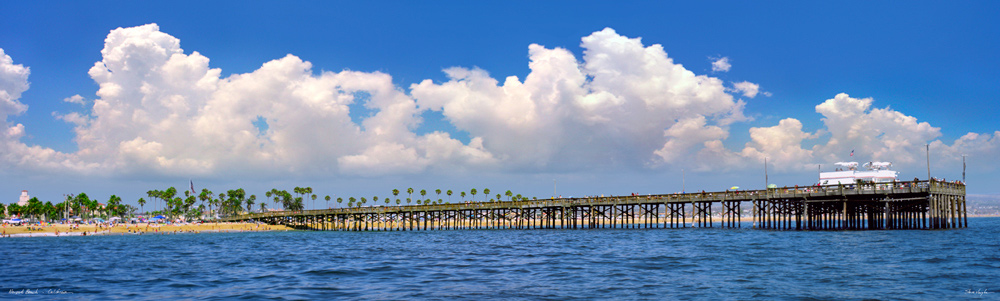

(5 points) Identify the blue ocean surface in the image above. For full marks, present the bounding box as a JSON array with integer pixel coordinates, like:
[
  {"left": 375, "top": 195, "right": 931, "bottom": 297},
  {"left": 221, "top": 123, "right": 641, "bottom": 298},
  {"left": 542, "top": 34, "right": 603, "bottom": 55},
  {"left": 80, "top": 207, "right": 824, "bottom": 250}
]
[{"left": 2, "top": 218, "right": 999, "bottom": 300}]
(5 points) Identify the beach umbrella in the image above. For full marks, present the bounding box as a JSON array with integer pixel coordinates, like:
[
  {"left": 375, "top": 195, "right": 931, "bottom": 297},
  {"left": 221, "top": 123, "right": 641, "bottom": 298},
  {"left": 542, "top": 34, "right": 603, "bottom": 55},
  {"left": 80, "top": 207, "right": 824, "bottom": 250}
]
[
  {"left": 154, "top": 215, "right": 165, "bottom": 219},
  {"left": 11, "top": 218, "right": 21, "bottom": 222},
  {"left": 730, "top": 186, "right": 739, "bottom": 190},
  {"left": 767, "top": 184, "right": 778, "bottom": 189}
]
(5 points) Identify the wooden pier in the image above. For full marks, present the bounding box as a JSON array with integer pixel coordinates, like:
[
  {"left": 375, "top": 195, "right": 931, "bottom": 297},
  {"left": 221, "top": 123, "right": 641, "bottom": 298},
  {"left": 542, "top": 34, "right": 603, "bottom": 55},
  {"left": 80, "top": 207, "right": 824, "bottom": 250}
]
[{"left": 221, "top": 180, "right": 967, "bottom": 231}]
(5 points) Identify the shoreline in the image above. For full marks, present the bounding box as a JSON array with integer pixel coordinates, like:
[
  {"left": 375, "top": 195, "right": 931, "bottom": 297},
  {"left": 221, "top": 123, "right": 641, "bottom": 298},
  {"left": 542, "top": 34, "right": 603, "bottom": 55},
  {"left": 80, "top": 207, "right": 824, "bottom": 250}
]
[
  {"left": 4, "top": 215, "right": 996, "bottom": 238},
  {"left": 1, "top": 222, "right": 291, "bottom": 238}
]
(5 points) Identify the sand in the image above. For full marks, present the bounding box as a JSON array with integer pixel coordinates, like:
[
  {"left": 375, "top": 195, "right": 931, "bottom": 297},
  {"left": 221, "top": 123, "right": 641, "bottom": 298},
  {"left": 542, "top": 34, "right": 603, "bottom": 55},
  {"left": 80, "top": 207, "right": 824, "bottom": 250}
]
[{"left": 0, "top": 222, "right": 292, "bottom": 238}]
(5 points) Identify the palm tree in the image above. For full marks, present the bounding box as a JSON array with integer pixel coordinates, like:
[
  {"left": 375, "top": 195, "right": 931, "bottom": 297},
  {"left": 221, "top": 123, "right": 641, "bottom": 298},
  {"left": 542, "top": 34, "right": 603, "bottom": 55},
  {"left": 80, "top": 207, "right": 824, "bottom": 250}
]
[
  {"left": 396, "top": 199, "right": 401, "bottom": 206},
  {"left": 360, "top": 197, "right": 367, "bottom": 207},
  {"left": 407, "top": 188, "right": 414, "bottom": 201},
  {"left": 138, "top": 198, "right": 146, "bottom": 215},
  {"left": 217, "top": 193, "right": 226, "bottom": 216},
  {"left": 460, "top": 191, "right": 466, "bottom": 202},
  {"left": 393, "top": 189, "right": 400, "bottom": 200},
  {"left": 446, "top": 190, "right": 453, "bottom": 203},
  {"left": 325, "top": 195, "right": 331, "bottom": 209},
  {"left": 199, "top": 189, "right": 213, "bottom": 217},
  {"left": 373, "top": 196, "right": 379, "bottom": 206},
  {"left": 435, "top": 189, "right": 442, "bottom": 201},
  {"left": 406, "top": 198, "right": 412, "bottom": 205},
  {"left": 311, "top": 194, "right": 317, "bottom": 210},
  {"left": 384, "top": 197, "right": 390, "bottom": 205},
  {"left": 483, "top": 188, "right": 490, "bottom": 202},
  {"left": 246, "top": 194, "right": 256, "bottom": 213},
  {"left": 420, "top": 189, "right": 427, "bottom": 201},
  {"left": 337, "top": 197, "right": 343, "bottom": 208},
  {"left": 470, "top": 189, "right": 477, "bottom": 203},
  {"left": 348, "top": 197, "right": 357, "bottom": 208},
  {"left": 505, "top": 190, "right": 513, "bottom": 202},
  {"left": 495, "top": 194, "right": 501, "bottom": 202}
]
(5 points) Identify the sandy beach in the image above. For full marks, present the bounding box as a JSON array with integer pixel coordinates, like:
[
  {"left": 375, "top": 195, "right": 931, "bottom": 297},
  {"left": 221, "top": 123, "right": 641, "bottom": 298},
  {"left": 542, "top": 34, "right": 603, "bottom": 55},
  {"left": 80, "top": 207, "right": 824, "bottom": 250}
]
[{"left": 1, "top": 222, "right": 292, "bottom": 238}]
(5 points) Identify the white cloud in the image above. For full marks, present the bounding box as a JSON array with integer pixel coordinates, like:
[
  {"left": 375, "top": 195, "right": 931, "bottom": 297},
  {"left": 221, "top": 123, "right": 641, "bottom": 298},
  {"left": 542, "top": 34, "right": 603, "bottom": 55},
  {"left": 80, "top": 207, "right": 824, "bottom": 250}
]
[
  {"left": 740, "top": 118, "right": 817, "bottom": 170},
  {"left": 0, "top": 49, "right": 30, "bottom": 121},
  {"left": 63, "top": 94, "right": 86, "bottom": 105},
  {"left": 0, "top": 49, "right": 87, "bottom": 173},
  {"left": 711, "top": 56, "right": 731, "bottom": 72},
  {"left": 730, "top": 81, "right": 760, "bottom": 98},
  {"left": 413, "top": 28, "right": 743, "bottom": 170},
  {"left": 10, "top": 24, "right": 491, "bottom": 177},
  {"left": 812, "top": 93, "right": 941, "bottom": 165},
  {"left": 3, "top": 26, "right": 999, "bottom": 184}
]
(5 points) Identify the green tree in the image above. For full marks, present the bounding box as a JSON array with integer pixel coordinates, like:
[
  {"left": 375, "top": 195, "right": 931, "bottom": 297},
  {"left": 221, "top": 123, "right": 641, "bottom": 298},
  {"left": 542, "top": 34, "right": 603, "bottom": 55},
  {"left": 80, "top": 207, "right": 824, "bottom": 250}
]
[
  {"left": 393, "top": 189, "right": 400, "bottom": 201},
  {"left": 505, "top": 190, "right": 513, "bottom": 202},
  {"left": 325, "top": 195, "right": 331, "bottom": 209},
  {"left": 470, "top": 189, "right": 477, "bottom": 203},
  {"left": 199, "top": 189, "right": 213, "bottom": 217},
  {"left": 138, "top": 198, "right": 147, "bottom": 214},
  {"left": 483, "top": 188, "right": 490, "bottom": 202},
  {"left": 217, "top": 193, "right": 226, "bottom": 216},
  {"left": 446, "top": 190, "right": 453, "bottom": 203},
  {"left": 407, "top": 188, "right": 414, "bottom": 201},
  {"left": 337, "top": 197, "right": 343, "bottom": 208},
  {"left": 460, "top": 191, "right": 466, "bottom": 202},
  {"left": 246, "top": 194, "right": 256, "bottom": 213}
]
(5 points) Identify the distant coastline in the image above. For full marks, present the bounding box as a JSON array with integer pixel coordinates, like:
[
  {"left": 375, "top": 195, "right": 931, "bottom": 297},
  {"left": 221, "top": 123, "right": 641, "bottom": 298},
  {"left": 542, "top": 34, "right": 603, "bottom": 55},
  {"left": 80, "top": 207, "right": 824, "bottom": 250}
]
[{"left": 1, "top": 222, "right": 290, "bottom": 238}]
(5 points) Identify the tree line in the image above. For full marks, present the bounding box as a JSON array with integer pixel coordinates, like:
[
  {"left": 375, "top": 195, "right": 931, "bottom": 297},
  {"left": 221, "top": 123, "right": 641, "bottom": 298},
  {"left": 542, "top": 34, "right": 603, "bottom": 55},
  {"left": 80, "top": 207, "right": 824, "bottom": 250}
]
[{"left": 2, "top": 186, "right": 535, "bottom": 222}]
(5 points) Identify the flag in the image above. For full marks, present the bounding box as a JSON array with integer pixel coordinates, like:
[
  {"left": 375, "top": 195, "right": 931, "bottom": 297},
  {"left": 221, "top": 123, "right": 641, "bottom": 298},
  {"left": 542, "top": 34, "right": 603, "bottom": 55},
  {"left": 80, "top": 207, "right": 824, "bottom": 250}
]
[
  {"left": 190, "top": 180, "right": 196, "bottom": 195},
  {"left": 850, "top": 150, "right": 854, "bottom": 157}
]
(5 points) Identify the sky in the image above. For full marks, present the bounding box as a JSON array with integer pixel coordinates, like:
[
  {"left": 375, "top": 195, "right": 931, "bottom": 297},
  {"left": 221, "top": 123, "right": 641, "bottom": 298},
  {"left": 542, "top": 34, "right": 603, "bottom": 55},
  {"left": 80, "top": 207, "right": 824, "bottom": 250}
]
[{"left": 2, "top": 1, "right": 999, "bottom": 209}]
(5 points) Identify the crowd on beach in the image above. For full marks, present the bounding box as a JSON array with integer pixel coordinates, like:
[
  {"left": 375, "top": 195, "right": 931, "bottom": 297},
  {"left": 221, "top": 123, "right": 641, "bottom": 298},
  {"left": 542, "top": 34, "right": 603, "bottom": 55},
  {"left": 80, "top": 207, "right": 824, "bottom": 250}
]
[{"left": 1, "top": 220, "right": 287, "bottom": 238}]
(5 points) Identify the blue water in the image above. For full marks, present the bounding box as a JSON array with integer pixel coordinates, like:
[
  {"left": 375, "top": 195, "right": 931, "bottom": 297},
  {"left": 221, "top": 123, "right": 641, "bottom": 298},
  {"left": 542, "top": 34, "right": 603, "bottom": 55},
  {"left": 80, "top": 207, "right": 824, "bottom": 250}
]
[{"left": 2, "top": 218, "right": 999, "bottom": 300}]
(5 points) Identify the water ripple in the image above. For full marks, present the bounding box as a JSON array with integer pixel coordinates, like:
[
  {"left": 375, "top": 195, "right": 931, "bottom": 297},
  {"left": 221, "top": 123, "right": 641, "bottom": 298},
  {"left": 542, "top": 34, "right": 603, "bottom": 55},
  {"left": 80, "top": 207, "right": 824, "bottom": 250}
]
[{"left": 2, "top": 218, "right": 999, "bottom": 299}]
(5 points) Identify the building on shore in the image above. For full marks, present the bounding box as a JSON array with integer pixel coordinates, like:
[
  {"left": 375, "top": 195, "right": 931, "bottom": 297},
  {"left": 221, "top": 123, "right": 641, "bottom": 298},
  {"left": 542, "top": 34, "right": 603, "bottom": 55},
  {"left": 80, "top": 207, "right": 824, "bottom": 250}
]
[{"left": 18, "top": 190, "right": 29, "bottom": 206}]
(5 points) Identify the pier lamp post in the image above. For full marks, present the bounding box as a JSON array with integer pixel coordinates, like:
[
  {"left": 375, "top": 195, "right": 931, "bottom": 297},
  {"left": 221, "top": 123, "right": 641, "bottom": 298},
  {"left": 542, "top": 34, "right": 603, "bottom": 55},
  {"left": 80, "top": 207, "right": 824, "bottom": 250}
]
[
  {"left": 926, "top": 144, "right": 931, "bottom": 181},
  {"left": 962, "top": 154, "right": 966, "bottom": 183}
]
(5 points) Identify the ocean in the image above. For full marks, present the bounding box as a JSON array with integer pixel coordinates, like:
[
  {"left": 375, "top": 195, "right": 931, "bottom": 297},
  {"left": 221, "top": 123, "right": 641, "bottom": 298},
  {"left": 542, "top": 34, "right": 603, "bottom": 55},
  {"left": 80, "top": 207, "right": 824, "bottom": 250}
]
[{"left": 2, "top": 218, "right": 998, "bottom": 300}]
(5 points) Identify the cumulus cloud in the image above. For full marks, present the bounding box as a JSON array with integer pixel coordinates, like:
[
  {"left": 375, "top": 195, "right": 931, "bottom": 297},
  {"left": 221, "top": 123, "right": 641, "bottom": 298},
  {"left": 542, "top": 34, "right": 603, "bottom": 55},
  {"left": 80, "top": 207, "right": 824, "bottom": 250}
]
[
  {"left": 5, "top": 24, "right": 492, "bottom": 177},
  {"left": 0, "top": 49, "right": 87, "bottom": 173},
  {"left": 63, "top": 94, "right": 86, "bottom": 105},
  {"left": 0, "top": 49, "right": 29, "bottom": 120},
  {"left": 3, "top": 25, "right": 998, "bottom": 181},
  {"left": 730, "top": 81, "right": 760, "bottom": 98},
  {"left": 711, "top": 56, "right": 731, "bottom": 72},
  {"left": 413, "top": 28, "right": 743, "bottom": 170},
  {"left": 729, "top": 93, "right": 1000, "bottom": 173}
]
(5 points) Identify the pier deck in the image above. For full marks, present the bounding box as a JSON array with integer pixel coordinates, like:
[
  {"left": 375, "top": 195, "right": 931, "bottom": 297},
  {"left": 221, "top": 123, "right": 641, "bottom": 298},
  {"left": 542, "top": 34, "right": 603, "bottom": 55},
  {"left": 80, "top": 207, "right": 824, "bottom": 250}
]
[{"left": 221, "top": 180, "right": 966, "bottom": 231}]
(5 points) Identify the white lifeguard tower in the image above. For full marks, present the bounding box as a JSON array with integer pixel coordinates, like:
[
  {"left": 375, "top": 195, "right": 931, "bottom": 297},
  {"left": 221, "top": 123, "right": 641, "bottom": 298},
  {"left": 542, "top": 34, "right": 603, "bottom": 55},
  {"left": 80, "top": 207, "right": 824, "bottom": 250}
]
[{"left": 18, "top": 190, "right": 29, "bottom": 206}]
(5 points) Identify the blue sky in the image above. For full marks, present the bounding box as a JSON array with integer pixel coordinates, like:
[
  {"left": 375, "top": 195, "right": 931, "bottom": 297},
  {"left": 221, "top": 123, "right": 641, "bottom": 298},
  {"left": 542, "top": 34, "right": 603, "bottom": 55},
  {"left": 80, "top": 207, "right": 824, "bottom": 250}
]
[{"left": 1, "top": 1, "right": 998, "bottom": 208}]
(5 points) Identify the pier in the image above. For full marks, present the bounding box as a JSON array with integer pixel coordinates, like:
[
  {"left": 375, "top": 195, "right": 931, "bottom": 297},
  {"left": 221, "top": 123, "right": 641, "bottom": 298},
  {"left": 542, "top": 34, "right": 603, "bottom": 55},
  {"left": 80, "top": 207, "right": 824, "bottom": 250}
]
[{"left": 221, "top": 180, "right": 966, "bottom": 231}]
